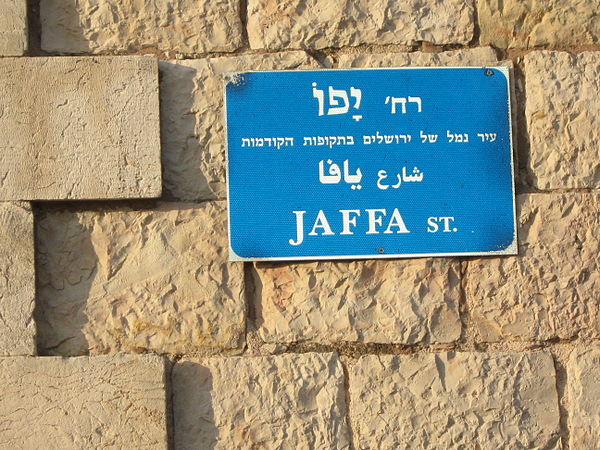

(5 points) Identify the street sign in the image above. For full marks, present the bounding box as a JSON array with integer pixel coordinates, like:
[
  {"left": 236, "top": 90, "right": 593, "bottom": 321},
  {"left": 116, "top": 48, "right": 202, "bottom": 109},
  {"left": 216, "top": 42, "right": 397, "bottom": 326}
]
[{"left": 225, "top": 67, "right": 516, "bottom": 261}]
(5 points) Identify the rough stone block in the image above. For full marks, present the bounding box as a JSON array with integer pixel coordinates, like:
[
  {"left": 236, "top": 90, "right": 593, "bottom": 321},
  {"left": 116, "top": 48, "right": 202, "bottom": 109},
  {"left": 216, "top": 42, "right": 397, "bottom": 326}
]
[
  {"left": 349, "top": 352, "right": 560, "bottom": 448},
  {"left": 0, "top": 0, "right": 27, "bottom": 55},
  {"left": 0, "top": 202, "right": 34, "bottom": 355},
  {"left": 336, "top": 47, "right": 498, "bottom": 68},
  {"left": 568, "top": 347, "right": 600, "bottom": 448},
  {"left": 466, "top": 193, "right": 599, "bottom": 342},
  {"left": 173, "top": 352, "right": 349, "bottom": 449},
  {"left": 0, "top": 56, "right": 161, "bottom": 200},
  {"left": 41, "top": 0, "right": 243, "bottom": 54},
  {"left": 0, "top": 354, "right": 167, "bottom": 448},
  {"left": 35, "top": 201, "right": 245, "bottom": 355},
  {"left": 525, "top": 51, "right": 600, "bottom": 189},
  {"left": 159, "top": 52, "right": 318, "bottom": 201},
  {"left": 248, "top": 0, "right": 474, "bottom": 50},
  {"left": 253, "top": 258, "right": 461, "bottom": 344},
  {"left": 478, "top": 0, "right": 600, "bottom": 48}
]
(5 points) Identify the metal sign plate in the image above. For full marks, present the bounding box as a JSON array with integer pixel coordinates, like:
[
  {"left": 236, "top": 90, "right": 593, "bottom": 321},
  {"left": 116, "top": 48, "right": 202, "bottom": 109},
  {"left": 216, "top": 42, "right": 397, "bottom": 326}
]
[{"left": 225, "top": 67, "right": 516, "bottom": 261}]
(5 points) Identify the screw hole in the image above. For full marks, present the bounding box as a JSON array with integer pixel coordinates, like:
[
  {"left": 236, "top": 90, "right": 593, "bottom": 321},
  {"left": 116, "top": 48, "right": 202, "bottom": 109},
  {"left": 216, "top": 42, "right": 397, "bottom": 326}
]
[
  {"left": 378, "top": 248, "right": 385, "bottom": 254},
  {"left": 485, "top": 69, "right": 494, "bottom": 76}
]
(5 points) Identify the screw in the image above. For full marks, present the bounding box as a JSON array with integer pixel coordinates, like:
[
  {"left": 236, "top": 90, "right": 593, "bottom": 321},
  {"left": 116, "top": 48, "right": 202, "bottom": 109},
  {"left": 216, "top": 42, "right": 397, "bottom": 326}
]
[
  {"left": 378, "top": 248, "right": 385, "bottom": 254},
  {"left": 485, "top": 69, "right": 494, "bottom": 76}
]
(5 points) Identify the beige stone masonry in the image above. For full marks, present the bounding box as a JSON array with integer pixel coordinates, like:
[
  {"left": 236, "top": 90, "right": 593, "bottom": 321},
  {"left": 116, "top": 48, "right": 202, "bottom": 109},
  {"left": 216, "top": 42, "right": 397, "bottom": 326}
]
[
  {"left": 525, "top": 51, "right": 600, "bottom": 189},
  {"left": 568, "top": 347, "right": 600, "bottom": 448},
  {"left": 248, "top": 0, "right": 474, "bottom": 50},
  {"left": 0, "top": 0, "right": 27, "bottom": 55},
  {"left": 0, "top": 202, "right": 34, "bottom": 355},
  {"left": 173, "top": 352, "right": 349, "bottom": 449},
  {"left": 479, "top": 0, "right": 600, "bottom": 48},
  {"left": 253, "top": 258, "right": 461, "bottom": 344},
  {"left": 0, "top": 354, "right": 167, "bottom": 449},
  {"left": 350, "top": 352, "right": 560, "bottom": 448},
  {"left": 36, "top": 201, "right": 245, "bottom": 356},
  {"left": 0, "top": 56, "right": 161, "bottom": 200},
  {"left": 336, "top": 47, "right": 498, "bottom": 68},
  {"left": 466, "top": 193, "right": 599, "bottom": 342},
  {"left": 41, "top": 0, "right": 243, "bottom": 54},
  {"left": 159, "top": 51, "right": 318, "bottom": 201}
]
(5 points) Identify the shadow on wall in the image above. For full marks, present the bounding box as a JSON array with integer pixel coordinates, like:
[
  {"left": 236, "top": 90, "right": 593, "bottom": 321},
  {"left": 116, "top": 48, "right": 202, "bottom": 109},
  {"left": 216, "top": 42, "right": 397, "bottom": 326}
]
[
  {"left": 40, "top": 0, "right": 93, "bottom": 54},
  {"left": 173, "top": 361, "right": 219, "bottom": 449},
  {"left": 159, "top": 61, "right": 212, "bottom": 201},
  {"left": 247, "top": 262, "right": 265, "bottom": 332},
  {"left": 34, "top": 207, "right": 94, "bottom": 356}
]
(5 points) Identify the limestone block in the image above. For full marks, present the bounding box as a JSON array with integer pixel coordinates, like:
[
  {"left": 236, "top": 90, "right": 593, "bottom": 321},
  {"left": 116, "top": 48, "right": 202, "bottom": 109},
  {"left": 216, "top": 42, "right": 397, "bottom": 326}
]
[
  {"left": 0, "top": 56, "right": 161, "bottom": 200},
  {"left": 0, "top": 202, "right": 34, "bottom": 355},
  {"left": 478, "top": 0, "right": 600, "bottom": 48},
  {"left": 0, "top": 0, "right": 27, "bottom": 55},
  {"left": 336, "top": 47, "right": 498, "bottom": 68},
  {"left": 525, "top": 51, "right": 600, "bottom": 189},
  {"left": 253, "top": 258, "right": 461, "bottom": 344},
  {"left": 173, "top": 352, "right": 349, "bottom": 449},
  {"left": 41, "top": 0, "right": 243, "bottom": 54},
  {"left": 350, "top": 352, "right": 560, "bottom": 448},
  {"left": 248, "top": 0, "right": 474, "bottom": 50},
  {"left": 0, "top": 354, "right": 167, "bottom": 449},
  {"left": 568, "top": 347, "right": 600, "bottom": 448},
  {"left": 159, "top": 52, "right": 318, "bottom": 201},
  {"left": 35, "top": 201, "right": 245, "bottom": 356},
  {"left": 466, "top": 193, "right": 599, "bottom": 342}
]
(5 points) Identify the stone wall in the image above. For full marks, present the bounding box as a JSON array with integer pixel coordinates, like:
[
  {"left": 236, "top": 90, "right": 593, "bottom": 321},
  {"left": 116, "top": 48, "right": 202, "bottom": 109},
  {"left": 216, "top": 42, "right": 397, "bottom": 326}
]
[{"left": 0, "top": 1, "right": 598, "bottom": 448}]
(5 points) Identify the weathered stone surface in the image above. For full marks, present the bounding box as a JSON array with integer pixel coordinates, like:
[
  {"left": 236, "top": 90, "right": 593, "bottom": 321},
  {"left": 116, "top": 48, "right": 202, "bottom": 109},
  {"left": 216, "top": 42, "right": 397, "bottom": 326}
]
[
  {"left": 248, "top": 0, "right": 474, "bottom": 50},
  {"left": 253, "top": 258, "right": 461, "bottom": 344},
  {"left": 0, "top": 56, "right": 161, "bottom": 200},
  {"left": 0, "top": 0, "right": 27, "bottom": 55},
  {"left": 568, "top": 347, "right": 600, "bottom": 448},
  {"left": 0, "top": 354, "right": 167, "bottom": 448},
  {"left": 160, "top": 52, "right": 318, "bottom": 201},
  {"left": 337, "top": 47, "right": 498, "bottom": 68},
  {"left": 173, "top": 352, "right": 349, "bottom": 449},
  {"left": 41, "top": 0, "right": 243, "bottom": 54},
  {"left": 466, "top": 193, "right": 599, "bottom": 342},
  {"left": 479, "top": 0, "right": 600, "bottom": 48},
  {"left": 350, "top": 352, "right": 560, "bottom": 448},
  {"left": 0, "top": 202, "right": 34, "bottom": 355},
  {"left": 525, "top": 51, "right": 600, "bottom": 189},
  {"left": 35, "top": 201, "right": 244, "bottom": 355}
]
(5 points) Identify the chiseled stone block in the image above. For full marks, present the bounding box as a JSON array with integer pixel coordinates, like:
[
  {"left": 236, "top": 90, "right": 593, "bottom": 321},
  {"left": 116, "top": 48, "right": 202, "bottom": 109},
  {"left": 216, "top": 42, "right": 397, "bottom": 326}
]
[
  {"left": 0, "top": 0, "right": 27, "bottom": 55},
  {"left": 466, "top": 193, "right": 599, "bottom": 342},
  {"left": 41, "top": 0, "right": 243, "bottom": 54},
  {"left": 0, "top": 202, "right": 34, "bottom": 355},
  {"left": 525, "top": 51, "right": 600, "bottom": 189},
  {"left": 350, "top": 352, "right": 560, "bottom": 448},
  {"left": 0, "top": 56, "right": 161, "bottom": 200},
  {"left": 568, "top": 347, "right": 600, "bottom": 449},
  {"left": 0, "top": 354, "right": 167, "bottom": 449},
  {"left": 36, "top": 201, "right": 245, "bottom": 355},
  {"left": 173, "top": 352, "right": 349, "bottom": 449},
  {"left": 336, "top": 47, "right": 498, "bottom": 68},
  {"left": 248, "top": 0, "right": 474, "bottom": 50},
  {"left": 159, "top": 51, "right": 318, "bottom": 201},
  {"left": 478, "top": 0, "right": 600, "bottom": 48},
  {"left": 253, "top": 258, "right": 461, "bottom": 345}
]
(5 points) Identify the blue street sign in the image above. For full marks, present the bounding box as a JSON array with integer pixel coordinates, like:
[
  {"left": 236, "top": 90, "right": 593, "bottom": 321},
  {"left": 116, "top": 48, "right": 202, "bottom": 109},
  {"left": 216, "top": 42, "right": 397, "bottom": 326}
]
[{"left": 225, "top": 67, "right": 516, "bottom": 261}]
